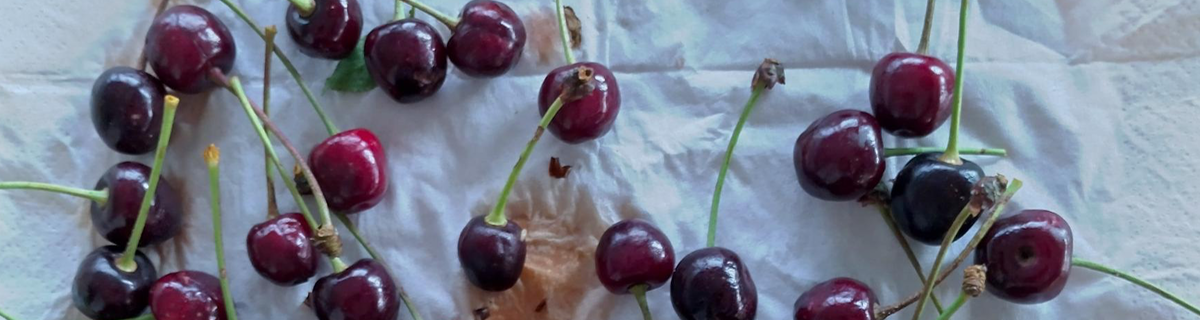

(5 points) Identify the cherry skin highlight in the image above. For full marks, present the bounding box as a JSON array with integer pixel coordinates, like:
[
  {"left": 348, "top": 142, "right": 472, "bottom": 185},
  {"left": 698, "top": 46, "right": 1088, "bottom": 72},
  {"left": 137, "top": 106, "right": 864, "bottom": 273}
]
[
  {"left": 793, "top": 110, "right": 886, "bottom": 201},
  {"left": 72, "top": 246, "right": 157, "bottom": 320},
  {"left": 793, "top": 277, "right": 877, "bottom": 320},
  {"left": 889, "top": 153, "right": 984, "bottom": 245},
  {"left": 594, "top": 218, "right": 676, "bottom": 294},
  {"left": 311, "top": 259, "right": 400, "bottom": 320},
  {"left": 976, "top": 209, "right": 1073, "bottom": 304},
  {"left": 286, "top": 0, "right": 363, "bottom": 59},
  {"left": 364, "top": 19, "right": 448, "bottom": 104},
  {"left": 150, "top": 270, "right": 227, "bottom": 320},
  {"left": 144, "top": 5, "right": 236, "bottom": 94},
  {"left": 446, "top": 0, "right": 526, "bottom": 77},
  {"left": 246, "top": 213, "right": 319, "bottom": 286},
  {"left": 91, "top": 161, "right": 183, "bottom": 247},
  {"left": 308, "top": 128, "right": 388, "bottom": 214},
  {"left": 869, "top": 52, "right": 955, "bottom": 137},
  {"left": 538, "top": 62, "right": 621, "bottom": 144},
  {"left": 670, "top": 247, "right": 757, "bottom": 320},
  {"left": 90, "top": 67, "right": 167, "bottom": 155},
  {"left": 457, "top": 216, "right": 526, "bottom": 292}
]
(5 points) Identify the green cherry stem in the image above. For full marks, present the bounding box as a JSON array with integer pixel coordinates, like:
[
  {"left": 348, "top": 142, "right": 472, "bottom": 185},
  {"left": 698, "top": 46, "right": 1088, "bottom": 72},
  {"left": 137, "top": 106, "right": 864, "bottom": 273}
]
[
  {"left": 706, "top": 83, "right": 765, "bottom": 247},
  {"left": 394, "top": 0, "right": 405, "bottom": 21},
  {"left": 555, "top": 0, "right": 576, "bottom": 64},
  {"left": 116, "top": 95, "right": 179, "bottom": 272},
  {"left": 0, "top": 307, "right": 17, "bottom": 320},
  {"left": 874, "top": 203, "right": 945, "bottom": 312},
  {"left": 937, "top": 0, "right": 970, "bottom": 165},
  {"left": 0, "top": 182, "right": 108, "bottom": 205},
  {"left": 401, "top": 0, "right": 459, "bottom": 29},
  {"left": 335, "top": 214, "right": 424, "bottom": 320},
  {"left": 631, "top": 284, "right": 653, "bottom": 320},
  {"left": 286, "top": 0, "right": 316, "bottom": 17},
  {"left": 1072, "top": 258, "right": 1200, "bottom": 316},
  {"left": 916, "top": 0, "right": 937, "bottom": 55},
  {"left": 203, "top": 145, "right": 239, "bottom": 320},
  {"left": 935, "top": 292, "right": 968, "bottom": 320},
  {"left": 263, "top": 25, "right": 280, "bottom": 219},
  {"left": 885, "top": 147, "right": 1005, "bottom": 158},
  {"left": 217, "top": 0, "right": 340, "bottom": 136},
  {"left": 487, "top": 95, "right": 569, "bottom": 226}
]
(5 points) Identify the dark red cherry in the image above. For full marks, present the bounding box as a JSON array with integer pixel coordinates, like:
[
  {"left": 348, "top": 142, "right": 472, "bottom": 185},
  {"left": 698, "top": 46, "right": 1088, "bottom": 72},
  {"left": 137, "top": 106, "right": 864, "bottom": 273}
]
[
  {"left": 594, "top": 219, "right": 676, "bottom": 294},
  {"left": 869, "top": 52, "right": 954, "bottom": 137},
  {"left": 72, "top": 246, "right": 157, "bottom": 320},
  {"left": 976, "top": 209, "right": 1073, "bottom": 304},
  {"left": 446, "top": 0, "right": 526, "bottom": 77},
  {"left": 312, "top": 259, "right": 400, "bottom": 320},
  {"left": 91, "top": 67, "right": 167, "bottom": 155},
  {"left": 286, "top": 0, "right": 363, "bottom": 59},
  {"left": 889, "top": 153, "right": 984, "bottom": 245},
  {"left": 364, "top": 18, "right": 447, "bottom": 104},
  {"left": 793, "top": 110, "right": 886, "bottom": 201},
  {"left": 150, "top": 270, "right": 226, "bottom": 320},
  {"left": 538, "top": 62, "right": 620, "bottom": 144},
  {"left": 308, "top": 128, "right": 388, "bottom": 214},
  {"left": 246, "top": 213, "right": 318, "bottom": 286},
  {"left": 670, "top": 247, "right": 757, "bottom": 320},
  {"left": 144, "top": 5, "right": 236, "bottom": 94},
  {"left": 91, "top": 161, "right": 183, "bottom": 247},
  {"left": 793, "top": 277, "right": 877, "bottom": 320},
  {"left": 457, "top": 216, "right": 526, "bottom": 291}
]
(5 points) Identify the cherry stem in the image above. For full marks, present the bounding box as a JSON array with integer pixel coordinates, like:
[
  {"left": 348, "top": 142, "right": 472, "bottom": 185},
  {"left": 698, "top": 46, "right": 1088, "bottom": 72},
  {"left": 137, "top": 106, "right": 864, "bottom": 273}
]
[
  {"left": 0, "top": 182, "right": 108, "bottom": 205},
  {"left": 938, "top": 0, "right": 970, "bottom": 165},
  {"left": 706, "top": 84, "right": 766, "bottom": 247},
  {"left": 555, "top": 0, "right": 576, "bottom": 64},
  {"left": 401, "top": 0, "right": 459, "bottom": 29},
  {"left": 0, "top": 307, "right": 16, "bottom": 320},
  {"left": 487, "top": 95, "right": 568, "bottom": 226},
  {"left": 631, "top": 284, "right": 653, "bottom": 320},
  {"left": 394, "top": 0, "right": 405, "bottom": 21},
  {"left": 885, "top": 147, "right": 1005, "bottom": 157},
  {"left": 204, "top": 145, "right": 240, "bottom": 320},
  {"left": 136, "top": 0, "right": 171, "bottom": 71},
  {"left": 263, "top": 26, "right": 280, "bottom": 219},
  {"left": 116, "top": 95, "right": 179, "bottom": 272},
  {"left": 1072, "top": 258, "right": 1200, "bottom": 316},
  {"left": 286, "top": 0, "right": 316, "bottom": 17},
  {"left": 934, "top": 292, "right": 968, "bottom": 320},
  {"left": 335, "top": 214, "right": 424, "bottom": 320},
  {"left": 875, "top": 203, "right": 945, "bottom": 313},
  {"left": 916, "top": 0, "right": 937, "bottom": 55},
  {"left": 217, "top": 0, "right": 340, "bottom": 136}
]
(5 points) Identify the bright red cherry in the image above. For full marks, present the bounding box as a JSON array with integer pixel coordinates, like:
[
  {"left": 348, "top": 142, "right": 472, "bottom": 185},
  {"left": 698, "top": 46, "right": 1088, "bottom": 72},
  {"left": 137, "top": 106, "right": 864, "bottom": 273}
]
[
  {"left": 308, "top": 128, "right": 388, "bottom": 214},
  {"left": 90, "top": 67, "right": 166, "bottom": 155},
  {"left": 594, "top": 219, "right": 675, "bottom": 294},
  {"left": 286, "top": 0, "right": 363, "bottom": 59},
  {"left": 144, "top": 5, "right": 237, "bottom": 94},
  {"left": 150, "top": 270, "right": 226, "bottom": 320},
  {"left": 538, "top": 62, "right": 621, "bottom": 144},
  {"left": 793, "top": 277, "right": 878, "bottom": 320},
  {"left": 869, "top": 52, "right": 954, "bottom": 137},
  {"left": 311, "top": 259, "right": 400, "bottom": 320},
  {"left": 446, "top": 0, "right": 526, "bottom": 77},
  {"left": 976, "top": 209, "right": 1073, "bottom": 304},
  {"left": 793, "top": 110, "right": 886, "bottom": 201},
  {"left": 246, "top": 213, "right": 318, "bottom": 286}
]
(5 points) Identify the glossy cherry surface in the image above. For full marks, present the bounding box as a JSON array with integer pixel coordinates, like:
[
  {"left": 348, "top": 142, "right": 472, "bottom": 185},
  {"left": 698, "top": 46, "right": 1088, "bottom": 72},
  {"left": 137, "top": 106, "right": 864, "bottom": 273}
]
[
  {"left": 446, "top": 0, "right": 526, "bottom": 77},
  {"left": 793, "top": 110, "right": 886, "bottom": 201},
  {"left": 246, "top": 213, "right": 318, "bottom": 286},
  {"left": 890, "top": 153, "right": 984, "bottom": 245},
  {"left": 364, "top": 19, "right": 447, "bottom": 104},
  {"left": 869, "top": 52, "right": 954, "bottom": 137},
  {"left": 312, "top": 259, "right": 400, "bottom": 320},
  {"left": 286, "top": 0, "right": 363, "bottom": 59},
  {"left": 150, "top": 270, "right": 226, "bottom": 320},
  {"left": 91, "top": 67, "right": 166, "bottom": 155},
  {"left": 91, "top": 161, "right": 183, "bottom": 247},
  {"left": 144, "top": 5, "right": 236, "bottom": 94},
  {"left": 457, "top": 215, "right": 526, "bottom": 291},
  {"left": 670, "top": 247, "right": 757, "bottom": 320},
  {"left": 594, "top": 218, "right": 675, "bottom": 294},
  {"left": 538, "top": 62, "right": 620, "bottom": 144},
  {"left": 72, "top": 246, "right": 156, "bottom": 320},
  {"left": 976, "top": 209, "right": 1073, "bottom": 304},
  {"left": 308, "top": 128, "right": 388, "bottom": 214},
  {"left": 793, "top": 277, "right": 877, "bottom": 320}
]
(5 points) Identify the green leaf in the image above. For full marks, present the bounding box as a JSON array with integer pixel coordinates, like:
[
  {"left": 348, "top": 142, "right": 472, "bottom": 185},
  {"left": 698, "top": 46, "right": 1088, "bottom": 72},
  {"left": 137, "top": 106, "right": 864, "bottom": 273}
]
[{"left": 325, "top": 39, "right": 376, "bottom": 93}]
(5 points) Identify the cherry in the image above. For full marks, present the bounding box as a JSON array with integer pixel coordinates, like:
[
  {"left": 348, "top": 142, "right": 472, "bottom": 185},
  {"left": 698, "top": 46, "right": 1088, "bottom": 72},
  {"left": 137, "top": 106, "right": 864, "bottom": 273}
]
[
  {"left": 150, "top": 270, "right": 227, "bottom": 320},
  {"left": 869, "top": 52, "right": 955, "bottom": 137},
  {"left": 538, "top": 62, "right": 620, "bottom": 143},
  {"left": 72, "top": 246, "right": 156, "bottom": 320},
  {"left": 90, "top": 67, "right": 166, "bottom": 155},
  {"left": 975, "top": 209, "right": 1073, "bottom": 304},
  {"left": 889, "top": 153, "right": 983, "bottom": 245},
  {"left": 363, "top": 19, "right": 447, "bottom": 104},
  {"left": 311, "top": 259, "right": 400, "bottom": 320},
  {"left": 594, "top": 218, "right": 675, "bottom": 294},
  {"left": 144, "top": 5, "right": 236, "bottom": 94},
  {"left": 670, "top": 247, "right": 757, "bottom": 320},
  {"left": 246, "top": 212, "right": 319, "bottom": 286},
  {"left": 793, "top": 277, "right": 878, "bottom": 320},
  {"left": 457, "top": 215, "right": 526, "bottom": 292},
  {"left": 92, "top": 161, "right": 183, "bottom": 247},
  {"left": 286, "top": 0, "right": 363, "bottom": 60},
  {"left": 307, "top": 128, "right": 388, "bottom": 214},
  {"left": 446, "top": 0, "right": 526, "bottom": 77},
  {"left": 792, "top": 110, "right": 885, "bottom": 201}
]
